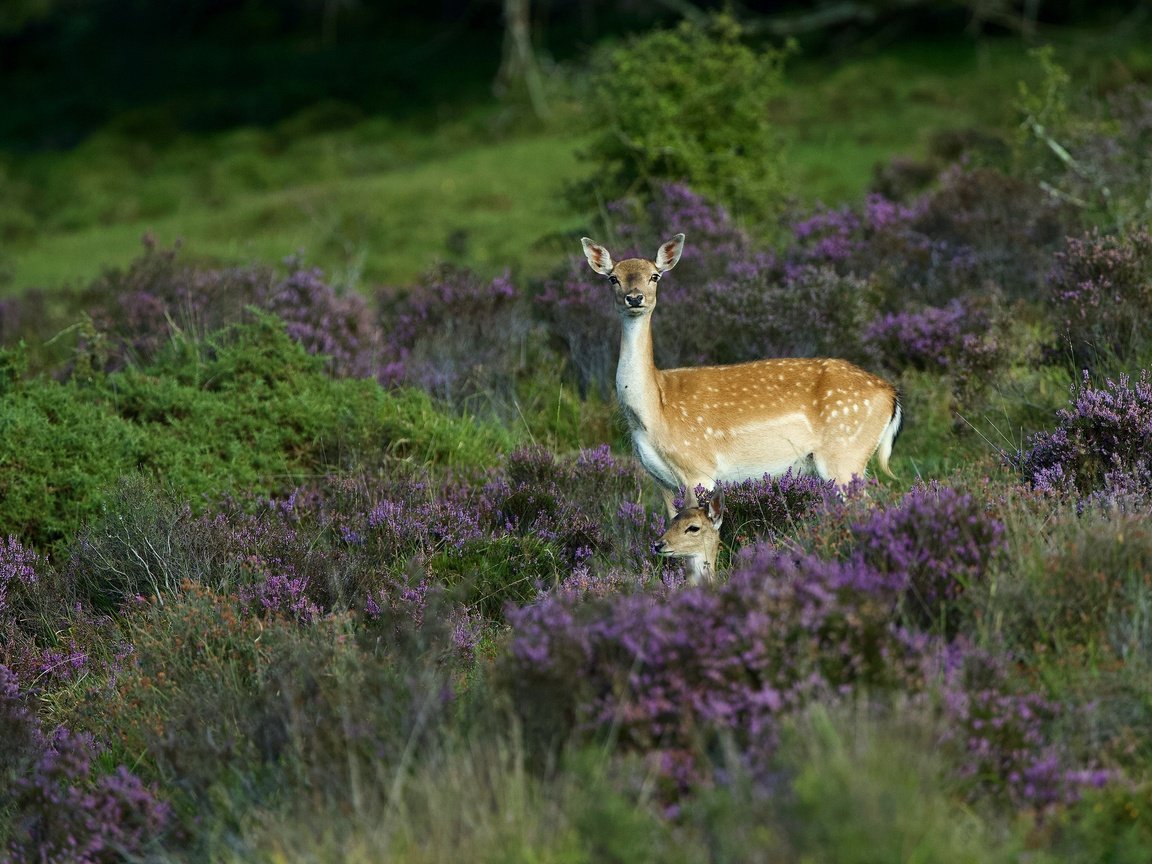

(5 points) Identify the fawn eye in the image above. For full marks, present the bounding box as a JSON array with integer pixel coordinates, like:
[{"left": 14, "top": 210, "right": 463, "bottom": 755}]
[
  {"left": 609, "top": 275, "right": 620, "bottom": 285},
  {"left": 686, "top": 525, "right": 701, "bottom": 533}
]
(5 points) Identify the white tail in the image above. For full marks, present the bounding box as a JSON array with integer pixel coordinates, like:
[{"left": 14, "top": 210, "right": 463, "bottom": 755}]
[
  {"left": 653, "top": 486, "right": 724, "bottom": 584},
  {"left": 581, "top": 233, "right": 903, "bottom": 515}
]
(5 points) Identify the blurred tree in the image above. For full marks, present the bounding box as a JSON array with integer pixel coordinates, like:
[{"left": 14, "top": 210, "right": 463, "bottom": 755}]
[{"left": 496, "top": 0, "right": 550, "bottom": 119}]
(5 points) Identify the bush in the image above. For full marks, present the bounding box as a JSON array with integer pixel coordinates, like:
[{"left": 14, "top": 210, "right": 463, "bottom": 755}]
[
  {"left": 578, "top": 14, "right": 793, "bottom": 227},
  {"left": 933, "top": 649, "right": 1112, "bottom": 811},
  {"left": 1, "top": 668, "right": 170, "bottom": 863},
  {"left": 707, "top": 472, "right": 838, "bottom": 549},
  {"left": 852, "top": 484, "right": 1006, "bottom": 635},
  {"left": 791, "top": 170, "right": 1075, "bottom": 308},
  {"left": 503, "top": 546, "right": 923, "bottom": 801},
  {"left": 378, "top": 266, "right": 540, "bottom": 409},
  {"left": 74, "top": 239, "right": 383, "bottom": 378},
  {"left": 1046, "top": 228, "right": 1152, "bottom": 371},
  {"left": 0, "top": 318, "right": 516, "bottom": 551},
  {"left": 1011, "top": 370, "right": 1152, "bottom": 506}
]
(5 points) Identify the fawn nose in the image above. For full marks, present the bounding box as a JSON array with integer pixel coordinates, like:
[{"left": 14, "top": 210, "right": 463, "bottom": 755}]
[
  {"left": 626, "top": 293, "right": 644, "bottom": 308},
  {"left": 652, "top": 540, "right": 666, "bottom": 554}
]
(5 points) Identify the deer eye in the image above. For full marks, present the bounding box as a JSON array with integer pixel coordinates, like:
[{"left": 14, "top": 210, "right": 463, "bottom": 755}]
[
  {"left": 650, "top": 273, "right": 660, "bottom": 283},
  {"left": 609, "top": 275, "right": 620, "bottom": 285},
  {"left": 686, "top": 525, "right": 701, "bottom": 533}
]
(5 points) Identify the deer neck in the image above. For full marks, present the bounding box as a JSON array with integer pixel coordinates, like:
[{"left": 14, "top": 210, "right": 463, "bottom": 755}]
[{"left": 616, "top": 314, "right": 663, "bottom": 429}]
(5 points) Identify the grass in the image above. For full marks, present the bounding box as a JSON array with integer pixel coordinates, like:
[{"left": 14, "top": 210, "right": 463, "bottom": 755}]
[
  {"left": 5, "top": 20, "right": 1152, "bottom": 860},
  {"left": 6, "top": 24, "right": 1149, "bottom": 296},
  {"left": 2, "top": 132, "right": 592, "bottom": 293}
]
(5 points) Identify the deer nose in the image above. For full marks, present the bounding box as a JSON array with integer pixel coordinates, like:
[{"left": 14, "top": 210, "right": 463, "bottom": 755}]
[
  {"left": 652, "top": 540, "right": 665, "bottom": 554},
  {"left": 626, "top": 293, "right": 644, "bottom": 308}
]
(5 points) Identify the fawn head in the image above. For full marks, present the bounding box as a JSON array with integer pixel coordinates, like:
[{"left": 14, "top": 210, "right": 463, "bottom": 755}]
[
  {"left": 653, "top": 485, "right": 724, "bottom": 584},
  {"left": 580, "top": 234, "right": 685, "bottom": 318}
]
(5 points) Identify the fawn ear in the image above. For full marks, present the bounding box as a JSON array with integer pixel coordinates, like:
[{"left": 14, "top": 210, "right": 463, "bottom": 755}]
[
  {"left": 655, "top": 233, "right": 685, "bottom": 272},
  {"left": 706, "top": 485, "right": 724, "bottom": 529},
  {"left": 581, "top": 238, "right": 615, "bottom": 276}
]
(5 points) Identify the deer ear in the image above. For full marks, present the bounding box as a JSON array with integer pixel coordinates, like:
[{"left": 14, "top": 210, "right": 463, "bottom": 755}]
[
  {"left": 655, "top": 233, "right": 685, "bottom": 272},
  {"left": 706, "top": 485, "right": 724, "bottom": 529},
  {"left": 581, "top": 238, "right": 615, "bottom": 276}
]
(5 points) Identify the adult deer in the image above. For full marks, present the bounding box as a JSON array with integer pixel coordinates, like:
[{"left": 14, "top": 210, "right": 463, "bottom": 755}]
[
  {"left": 653, "top": 487, "right": 724, "bottom": 584},
  {"left": 580, "top": 233, "right": 902, "bottom": 515}
]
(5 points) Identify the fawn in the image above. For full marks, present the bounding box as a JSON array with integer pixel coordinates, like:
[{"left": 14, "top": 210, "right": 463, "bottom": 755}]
[{"left": 653, "top": 487, "right": 724, "bottom": 584}]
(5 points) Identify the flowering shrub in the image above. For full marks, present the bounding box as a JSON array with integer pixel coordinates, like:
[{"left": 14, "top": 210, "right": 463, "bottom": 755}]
[
  {"left": 792, "top": 168, "right": 1074, "bottom": 307},
  {"left": 6, "top": 727, "right": 172, "bottom": 864},
  {"left": 865, "top": 294, "right": 1006, "bottom": 378},
  {"left": 478, "top": 445, "right": 650, "bottom": 573},
  {"left": 504, "top": 546, "right": 923, "bottom": 801},
  {"left": 852, "top": 485, "right": 1006, "bottom": 634},
  {"left": 1046, "top": 228, "right": 1152, "bottom": 369},
  {"left": 378, "top": 265, "right": 539, "bottom": 406},
  {"left": 74, "top": 239, "right": 382, "bottom": 377},
  {"left": 3, "top": 667, "right": 170, "bottom": 864},
  {"left": 1012, "top": 370, "right": 1152, "bottom": 506},
  {"left": 0, "top": 534, "right": 39, "bottom": 618},
  {"left": 708, "top": 472, "right": 838, "bottom": 547},
  {"left": 934, "top": 649, "right": 1112, "bottom": 811}
]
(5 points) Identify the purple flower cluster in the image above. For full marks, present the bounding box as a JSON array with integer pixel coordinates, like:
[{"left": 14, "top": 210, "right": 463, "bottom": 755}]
[
  {"left": 934, "top": 649, "right": 1113, "bottom": 811},
  {"left": 792, "top": 168, "right": 1073, "bottom": 305},
  {"left": 0, "top": 534, "right": 39, "bottom": 616},
  {"left": 1013, "top": 370, "right": 1152, "bottom": 506},
  {"left": 1, "top": 668, "right": 170, "bottom": 864},
  {"left": 865, "top": 294, "right": 1005, "bottom": 377},
  {"left": 479, "top": 445, "right": 649, "bottom": 570},
  {"left": 1046, "top": 228, "right": 1152, "bottom": 368},
  {"left": 712, "top": 471, "right": 839, "bottom": 545},
  {"left": 48, "top": 239, "right": 383, "bottom": 378},
  {"left": 378, "top": 266, "right": 535, "bottom": 404},
  {"left": 852, "top": 485, "right": 1006, "bottom": 633},
  {"left": 505, "top": 545, "right": 923, "bottom": 800}
]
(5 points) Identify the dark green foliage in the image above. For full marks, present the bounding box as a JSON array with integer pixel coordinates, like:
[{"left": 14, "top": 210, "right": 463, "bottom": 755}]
[
  {"left": 0, "top": 379, "right": 143, "bottom": 549},
  {"left": 579, "top": 14, "right": 793, "bottom": 227},
  {"left": 1054, "top": 783, "right": 1152, "bottom": 864},
  {"left": 0, "top": 317, "right": 515, "bottom": 551},
  {"left": 428, "top": 535, "right": 563, "bottom": 622}
]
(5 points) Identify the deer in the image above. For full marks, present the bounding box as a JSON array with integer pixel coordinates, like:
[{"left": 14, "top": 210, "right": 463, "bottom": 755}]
[
  {"left": 653, "top": 486, "right": 724, "bottom": 584},
  {"left": 580, "top": 232, "right": 903, "bottom": 516}
]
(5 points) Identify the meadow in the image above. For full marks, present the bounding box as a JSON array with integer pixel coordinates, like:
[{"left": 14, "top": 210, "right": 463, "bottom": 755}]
[{"left": 3, "top": 12, "right": 1152, "bottom": 862}]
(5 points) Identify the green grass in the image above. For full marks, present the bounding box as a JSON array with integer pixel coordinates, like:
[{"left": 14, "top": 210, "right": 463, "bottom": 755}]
[
  {"left": 7, "top": 26, "right": 1149, "bottom": 296},
  {"left": 2, "top": 132, "right": 592, "bottom": 293}
]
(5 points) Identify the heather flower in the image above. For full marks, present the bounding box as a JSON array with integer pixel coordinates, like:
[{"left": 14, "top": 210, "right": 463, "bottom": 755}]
[
  {"left": 791, "top": 169, "right": 1074, "bottom": 307},
  {"left": 6, "top": 726, "right": 170, "bottom": 863},
  {"left": 852, "top": 484, "right": 1006, "bottom": 634},
  {"left": 73, "top": 241, "right": 383, "bottom": 377},
  {"left": 1046, "top": 228, "right": 1152, "bottom": 369},
  {"left": 504, "top": 545, "right": 923, "bottom": 800},
  {"left": 1012, "top": 370, "right": 1152, "bottom": 506},
  {"left": 715, "top": 471, "right": 838, "bottom": 546},
  {"left": 378, "top": 265, "right": 537, "bottom": 405},
  {"left": 865, "top": 293, "right": 1006, "bottom": 377},
  {"left": 0, "top": 534, "right": 40, "bottom": 616},
  {"left": 931, "top": 647, "right": 1115, "bottom": 810}
]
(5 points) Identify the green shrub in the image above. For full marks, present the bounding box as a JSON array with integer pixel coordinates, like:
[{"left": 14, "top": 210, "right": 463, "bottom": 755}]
[
  {"left": 1054, "top": 782, "right": 1152, "bottom": 864},
  {"left": 428, "top": 534, "right": 564, "bottom": 621},
  {"left": 578, "top": 14, "right": 793, "bottom": 228},
  {"left": 0, "top": 378, "right": 142, "bottom": 549},
  {"left": 0, "top": 317, "right": 517, "bottom": 551}
]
